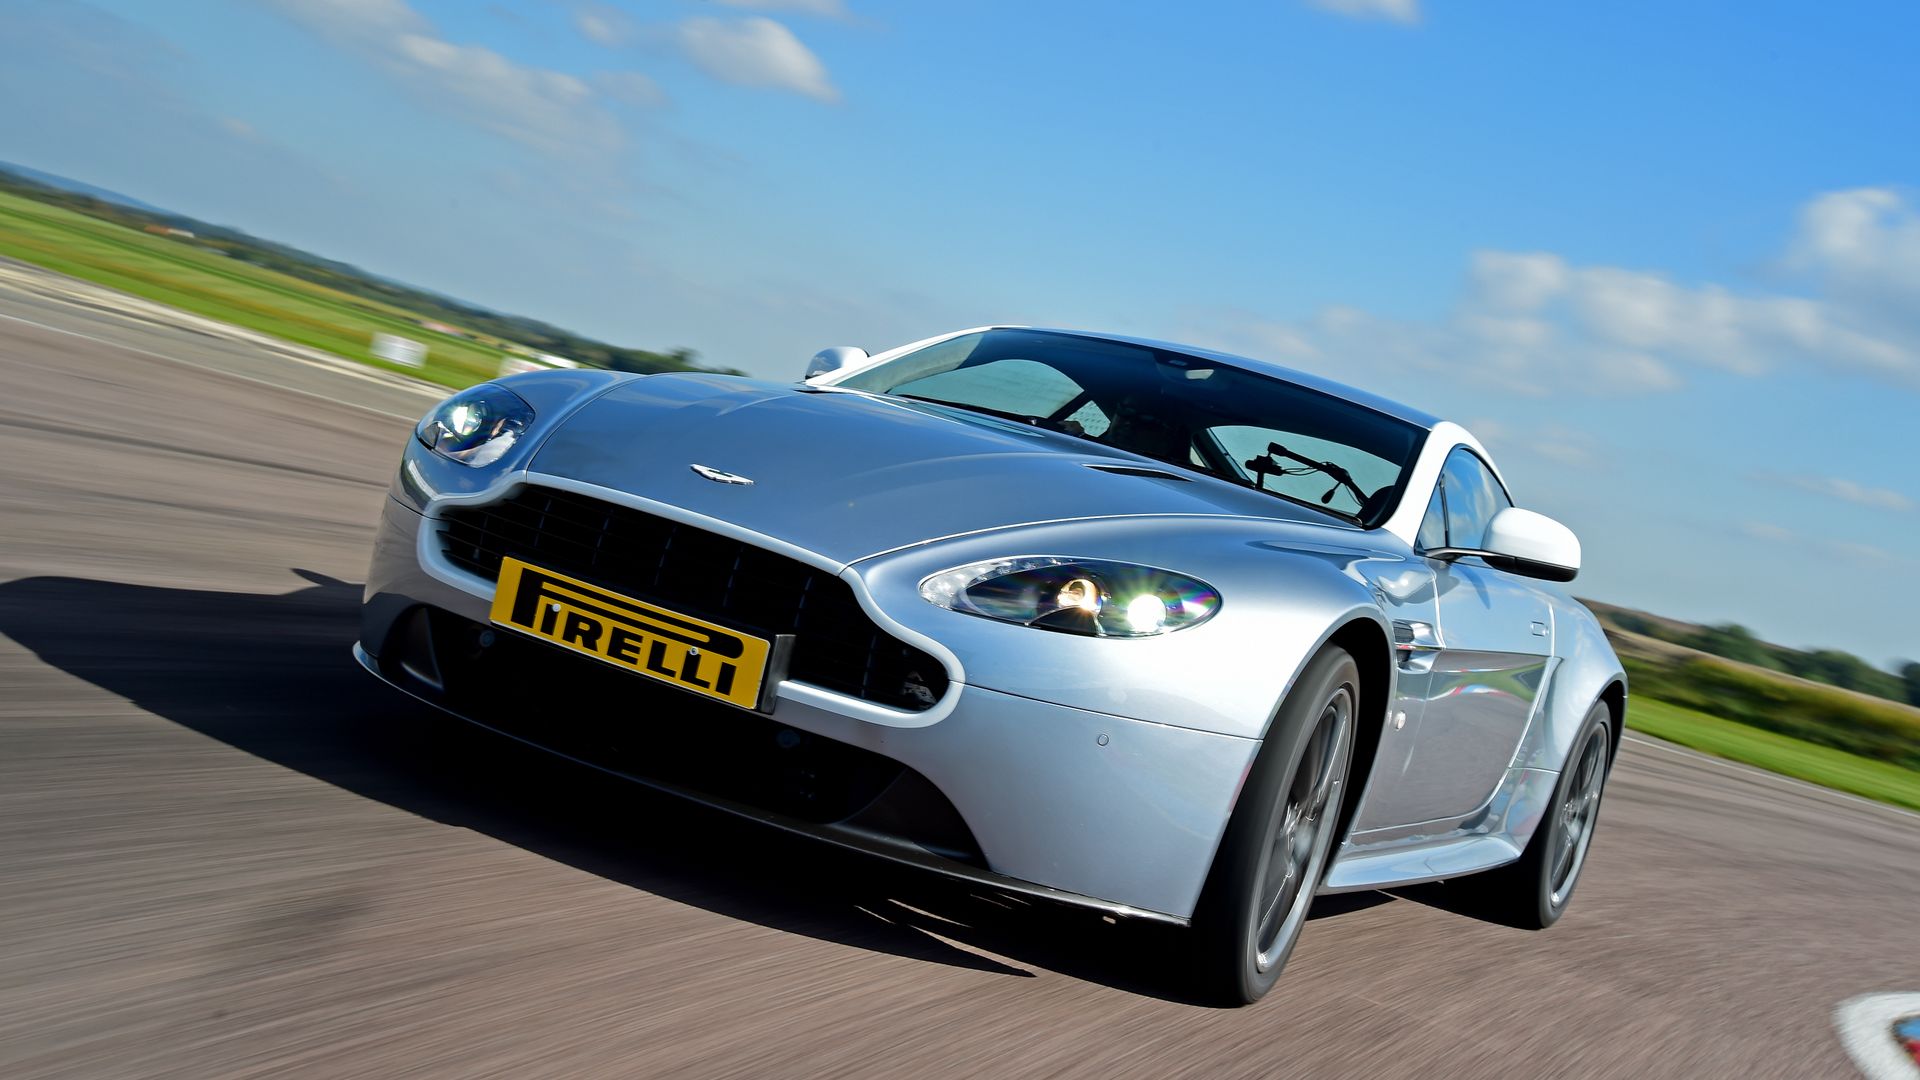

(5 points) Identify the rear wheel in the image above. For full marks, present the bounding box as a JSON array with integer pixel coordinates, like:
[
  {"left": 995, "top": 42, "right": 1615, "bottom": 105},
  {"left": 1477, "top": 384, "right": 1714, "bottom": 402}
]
[
  {"left": 1466, "top": 701, "right": 1612, "bottom": 929},
  {"left": 1191, "top": 646, "right": 1358, "bottom": 1005}
]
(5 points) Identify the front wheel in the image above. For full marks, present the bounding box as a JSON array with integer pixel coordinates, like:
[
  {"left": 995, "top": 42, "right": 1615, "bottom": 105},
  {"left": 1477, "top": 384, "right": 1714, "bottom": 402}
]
[
  {"left": 1465, "top": 700, "right": 1613, "bottom": 929},
  {"left": 1191, "top": 646, "right": 1359, "bottom": 1005}
]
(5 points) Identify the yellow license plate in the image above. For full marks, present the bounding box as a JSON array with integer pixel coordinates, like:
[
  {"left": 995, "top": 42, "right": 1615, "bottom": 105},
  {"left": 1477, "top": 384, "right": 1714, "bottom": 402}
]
[{"left": 489, "top": 556, "right": 774, "bottom": 711}]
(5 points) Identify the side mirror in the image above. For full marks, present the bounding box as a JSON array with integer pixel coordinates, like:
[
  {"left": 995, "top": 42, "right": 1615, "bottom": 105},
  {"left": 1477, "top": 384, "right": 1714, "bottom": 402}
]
[
  {"left": 805, "top": 346, "right": 867, "bottom": 381},
  {"left": 1432, "top": 507, "right": 1582, "bottom": 582}
]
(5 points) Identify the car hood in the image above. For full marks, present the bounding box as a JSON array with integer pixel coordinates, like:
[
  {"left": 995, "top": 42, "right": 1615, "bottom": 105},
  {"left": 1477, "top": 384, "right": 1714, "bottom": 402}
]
[{"left": 526, "top": 373, "right": 1354, "bottom": 565}]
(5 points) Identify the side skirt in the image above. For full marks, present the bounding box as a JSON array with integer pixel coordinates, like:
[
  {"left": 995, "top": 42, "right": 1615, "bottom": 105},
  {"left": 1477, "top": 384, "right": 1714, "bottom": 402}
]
[
  {"left": 1316, "top": 764, "right": 1558, "bottom": 893},
  {"left": 1317, "top": 834, "right": 1523, "bottom": 894}
]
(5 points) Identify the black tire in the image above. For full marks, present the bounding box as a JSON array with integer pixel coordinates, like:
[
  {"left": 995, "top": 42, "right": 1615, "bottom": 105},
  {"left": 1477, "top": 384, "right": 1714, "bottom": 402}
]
[
  {"left": 1191, "top": 646, "right": 1360, "bottom": 1005},
  {"left": 1465, "top": 700, "right": 1613, "bottom": 929}
]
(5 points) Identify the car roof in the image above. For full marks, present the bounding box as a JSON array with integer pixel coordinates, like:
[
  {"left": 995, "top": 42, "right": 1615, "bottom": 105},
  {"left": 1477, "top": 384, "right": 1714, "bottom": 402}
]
[{"left": 1004, "top": 326, "right": 1442, "bottom": 431}]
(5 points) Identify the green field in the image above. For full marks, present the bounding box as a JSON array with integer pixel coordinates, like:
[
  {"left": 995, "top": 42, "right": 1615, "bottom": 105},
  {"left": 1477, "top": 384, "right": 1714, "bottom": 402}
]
[
  {"left": 0, "top": 188, "right": 505, "bottom": 388},
  {"left": 1626, "top": 697, "right": 1920, "bottom": 812}
]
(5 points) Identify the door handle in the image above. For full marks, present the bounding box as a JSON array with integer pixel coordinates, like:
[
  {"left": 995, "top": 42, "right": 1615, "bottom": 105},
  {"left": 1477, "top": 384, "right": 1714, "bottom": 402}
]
[{"left": 1530, "top": 620, "right": 1549, "bottom": 637}]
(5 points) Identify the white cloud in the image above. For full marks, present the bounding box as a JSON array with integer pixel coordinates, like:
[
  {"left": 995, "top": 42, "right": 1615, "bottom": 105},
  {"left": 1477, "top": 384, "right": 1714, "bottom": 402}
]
[
  {"left": 1471, "top": 251, "right": 1566, "bottom": 311},
  {"left": 265, "top": 0, "right": 655, "bottom": 160},
  {"left": 594, "top": 70, "right": 668, "bottom": 107},
  {"left": 1196, "top": 187, "right": 1920, "bottom": 399},
  {"left": 1766, "top": 474, "right": 1915, "bottom": 513},
  {"left": 1741, "top": 521, "right": 1796, "bottom": 544},
  {"left": 1830, "top": 539, "right": 1897, "bottom": 563},
  {"left": 1740, "top": 521, "right": 1900, "bottom": 564},
  {"left": 1569, "top": 270, "right": 1772, "bottom": 375},
  {"left": 1469, "top": 418, "right": 1599, "bottom": 469},
  {"left": 1305, "top": 0, "right": 1421, "bottom": 25},
  {"left": 573, "top": 4, "right": 637, "bottom": 47},
  {"left": 269, "top": 0, "right": 424, "bottom": 44},
  {"left": 715, "top": 0, "right": 851, "bottom": 18},
  {"left": 1786, "top": 187, "right": 1920, "bottom": 376},
  {"left": 1202, "top": 291, "right": 1683, "bottom": 398},
  {"left": 1791, "top": 187, "right": 1920, "bottom": 302},
  {"left": 675, "top": 16, "right": 839, "bottom": 103}
]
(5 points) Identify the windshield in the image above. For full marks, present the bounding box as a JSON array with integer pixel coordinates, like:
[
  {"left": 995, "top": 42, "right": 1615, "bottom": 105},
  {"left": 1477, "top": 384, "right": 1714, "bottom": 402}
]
[{"left": 835, "top": 329, "right": 1426, "bottom": 526}]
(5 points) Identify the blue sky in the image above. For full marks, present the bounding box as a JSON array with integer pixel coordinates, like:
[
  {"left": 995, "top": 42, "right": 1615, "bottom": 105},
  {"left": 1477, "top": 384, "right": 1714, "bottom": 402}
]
[{"left": 2, "top": 0, "right": 1917, "bottom": 664}]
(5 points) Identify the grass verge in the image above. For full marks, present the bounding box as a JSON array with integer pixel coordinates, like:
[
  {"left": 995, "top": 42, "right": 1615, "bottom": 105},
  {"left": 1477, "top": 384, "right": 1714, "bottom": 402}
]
[
  {"left": 1627, "top": 697, "right": 1920, "bottom": 812},
  {"left": 0, "top": 188, "right": 499, "bottom": 388}
]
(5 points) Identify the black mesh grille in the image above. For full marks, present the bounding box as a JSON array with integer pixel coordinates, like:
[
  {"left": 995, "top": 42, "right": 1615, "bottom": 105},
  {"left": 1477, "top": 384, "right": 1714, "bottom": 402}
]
[{"left": 437, "top": 485, "right": 948, "bottom": 710}]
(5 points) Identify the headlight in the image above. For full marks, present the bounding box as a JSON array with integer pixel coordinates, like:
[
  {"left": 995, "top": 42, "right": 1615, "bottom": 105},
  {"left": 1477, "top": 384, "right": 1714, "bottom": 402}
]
[
  {"left": 919, "top": 557, "right": 1220, "bottom": 637},
  {"left": 415, "top": 384, "right": 533, "bottom": 467}
]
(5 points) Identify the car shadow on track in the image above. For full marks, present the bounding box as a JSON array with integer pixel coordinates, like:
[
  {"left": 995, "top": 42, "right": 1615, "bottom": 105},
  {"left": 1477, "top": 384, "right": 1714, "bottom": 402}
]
[{"left": 0, "top": 571, "right": 1397, "bottom": 1006}]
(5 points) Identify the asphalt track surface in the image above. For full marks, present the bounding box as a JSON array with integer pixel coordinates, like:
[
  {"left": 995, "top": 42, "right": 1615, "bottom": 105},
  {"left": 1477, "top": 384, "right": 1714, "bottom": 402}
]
[{"left": 1, "top": 283, "right": 1915, "bottom": 1079}]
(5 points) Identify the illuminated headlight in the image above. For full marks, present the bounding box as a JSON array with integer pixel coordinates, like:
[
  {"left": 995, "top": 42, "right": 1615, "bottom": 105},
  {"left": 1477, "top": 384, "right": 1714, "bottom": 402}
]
[
  {"left": 919, "top": 557, "right": 1220, "bottom": 637},
  {"left": 415, "top": 384, "right": 533, "bottom": 467}
]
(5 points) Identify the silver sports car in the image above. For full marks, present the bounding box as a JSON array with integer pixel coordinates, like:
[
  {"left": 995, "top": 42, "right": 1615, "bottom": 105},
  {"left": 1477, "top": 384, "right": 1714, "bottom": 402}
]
[{"left": 357, "top": 326, "right": 1625, "bottom": 1003}]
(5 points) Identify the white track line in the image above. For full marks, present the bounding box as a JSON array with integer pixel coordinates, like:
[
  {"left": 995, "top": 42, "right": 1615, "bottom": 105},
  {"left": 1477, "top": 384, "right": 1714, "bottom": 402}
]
[
  {"left": 1622, "top": 734, "right": 1919, "bottom": 822},
  {"left": 1834, "top": 993, "right": 1920, "bottom": 1079},
  {"left": 0, "top": 308, "right": 434, "bottom": 421}
]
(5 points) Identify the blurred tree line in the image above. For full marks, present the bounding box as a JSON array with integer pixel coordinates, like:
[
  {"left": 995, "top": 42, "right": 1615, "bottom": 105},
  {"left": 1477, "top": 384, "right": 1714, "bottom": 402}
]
[
  {"left": 1606, "top": 610, "right": 1918, "bottom": 707},
  {"left": 1624, "top": 655, "right": 1920, "bottom": 768},
  {"left": 0, "top": 168, "right": 735, "bottom": 376}
]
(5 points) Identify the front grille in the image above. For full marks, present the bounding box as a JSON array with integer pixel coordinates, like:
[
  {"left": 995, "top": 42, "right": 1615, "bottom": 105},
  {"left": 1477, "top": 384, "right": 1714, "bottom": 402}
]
[{"left": 437, "top": 485, "right": 948, "bottom": 710}]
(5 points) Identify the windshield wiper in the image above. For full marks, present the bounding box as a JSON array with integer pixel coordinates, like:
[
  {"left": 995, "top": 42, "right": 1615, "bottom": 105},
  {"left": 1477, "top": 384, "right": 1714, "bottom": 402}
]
[
  {"left": 1208, "top": 466, "right": 1363, "bottom": 522},
  {"left": 896, "top": 394, "right": 1365, "bottom": 522},
  {"left": 1245, "top": 441, "right": 1370, "bottom": 507}
]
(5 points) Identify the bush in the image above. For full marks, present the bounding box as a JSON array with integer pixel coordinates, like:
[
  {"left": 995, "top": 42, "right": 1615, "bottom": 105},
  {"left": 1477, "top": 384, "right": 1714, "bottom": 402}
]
[
  {"left": 1625, "top": 655, "right": 1920, "bottom": 769},
  {"left": 1686, "top": 623, "right": 1780, "bottom": 670}
]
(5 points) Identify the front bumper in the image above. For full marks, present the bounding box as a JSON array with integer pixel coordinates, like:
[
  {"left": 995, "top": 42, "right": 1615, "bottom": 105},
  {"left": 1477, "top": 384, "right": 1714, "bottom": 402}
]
[{"left": 360, "top": 495, "right": 1256, "bottom": 922}]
